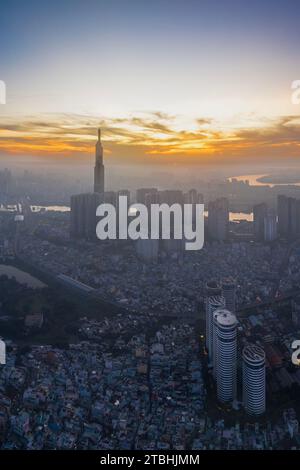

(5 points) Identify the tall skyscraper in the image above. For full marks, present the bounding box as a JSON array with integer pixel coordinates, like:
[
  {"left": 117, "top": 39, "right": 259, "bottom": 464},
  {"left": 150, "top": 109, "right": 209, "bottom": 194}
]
[
  {"left": 254, "top": 203, "right": 277, "bottom": 242},
  {"left": 264, "top": 209, "right": 277, "bottom": 242},
  {"left": 206, "top": 295, "right": 225, "bottom": 363},
  {"left": 94, "top": 128, "right": 105, "bottom": 194},
  {"left": 215, "top": 310, "right": 237, "bottom": 403},
  {"left": 221, "top": 277, "right": 236, "bottom": 313},
  {"left": 70, "top": 192, "right": 102, "bottom": 239},
  {"left": 208, "top": 197, "right": 229, "bottom": 241},
  {"left": 70, "top": 129, "right": 105, "bottom": 239},
  {"left": 277, "top": 195, "right": 300, "bottom": 239},
  {"left": 242, "top": 344, "right": 266, "bottom": 416},
  {"left": 253, "top": 203, "right": 267, "bottom": 241}
]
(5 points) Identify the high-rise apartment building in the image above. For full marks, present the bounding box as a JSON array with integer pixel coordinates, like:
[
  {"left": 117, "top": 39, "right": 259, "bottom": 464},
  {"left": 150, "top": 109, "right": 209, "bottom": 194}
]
[
  {"left": 215, "top": 310, "right": 237, "bottom": 403},
  {"left": 264, "top": 209, "right": 277, "bottom": 242},
  {"left": 254, "top": 203, "right": 277, "bottom": 242},
  {"left": 277, "top": 195, "right": 300, "bottom": 239},
  {"left": 253, "top": 203, "right": 267, "bottom": 241},
  {"left": 208, "top": 198, "right": 229, "bottom": 241},
  {"left": 221, "top": 278, "right": 236, "bottom": 313},
  {"left": 70, "top": 192, "right": 103, "bottom": 240},
  {"left": 212, "top": 307, "right": 228, "bottom": 378},
  {"left": 242, "top": 344, "right": 266, "bottom": 416},
  {"left": 206, "top": 295, "right": 225, "bottom": 363}
]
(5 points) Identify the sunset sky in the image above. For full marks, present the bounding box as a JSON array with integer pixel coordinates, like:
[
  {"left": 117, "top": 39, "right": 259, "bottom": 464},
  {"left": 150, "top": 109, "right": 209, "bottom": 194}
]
[{"left": 1, "top": 0, "right": 300, "bottom": 166}]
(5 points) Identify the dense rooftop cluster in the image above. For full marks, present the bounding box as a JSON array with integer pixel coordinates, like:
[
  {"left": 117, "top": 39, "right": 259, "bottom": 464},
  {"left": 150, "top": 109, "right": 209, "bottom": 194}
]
[{"left": 17, "top": 212, "right": 296, "bottom": 318}]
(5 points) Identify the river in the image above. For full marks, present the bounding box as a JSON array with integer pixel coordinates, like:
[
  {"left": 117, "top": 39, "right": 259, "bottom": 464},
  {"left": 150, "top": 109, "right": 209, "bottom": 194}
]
[{"left": 229, "top": 174, "right": 300, "bottom": 188}]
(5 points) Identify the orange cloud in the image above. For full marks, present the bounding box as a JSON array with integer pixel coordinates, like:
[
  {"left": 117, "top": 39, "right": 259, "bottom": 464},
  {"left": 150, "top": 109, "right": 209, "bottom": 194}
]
[{"left": 0, "top": 112, "right": 300, "bottom": 165}]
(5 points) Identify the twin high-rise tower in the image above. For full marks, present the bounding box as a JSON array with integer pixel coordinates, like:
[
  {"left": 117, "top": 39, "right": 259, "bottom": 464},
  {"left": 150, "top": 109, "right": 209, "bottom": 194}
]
[
  {"left": 94, "top": 128, "right": 105, "bottom": 194},
  {"left": 205, "top": 280, "right": 266, "bottom": 415}
]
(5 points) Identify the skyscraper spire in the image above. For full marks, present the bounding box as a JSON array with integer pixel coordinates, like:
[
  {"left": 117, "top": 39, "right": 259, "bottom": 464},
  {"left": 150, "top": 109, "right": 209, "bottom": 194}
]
[{"left": 94, "top": 128, "right": 104, "bottom": 193}]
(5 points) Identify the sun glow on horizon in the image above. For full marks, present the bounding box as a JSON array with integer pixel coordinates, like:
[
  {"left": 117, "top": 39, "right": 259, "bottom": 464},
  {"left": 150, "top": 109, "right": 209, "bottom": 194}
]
[{"left": 0, "top": 109, "right": 300, "bottom": 166}]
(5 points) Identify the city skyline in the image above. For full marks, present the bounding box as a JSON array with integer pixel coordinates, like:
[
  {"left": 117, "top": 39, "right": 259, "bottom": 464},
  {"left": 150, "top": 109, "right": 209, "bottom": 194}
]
[
  {"left": 1, "top": 1, "right": 300, "bottom": 458},
  {"left": 1, "top": 0, "right": 300, "bottom": 166}
]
